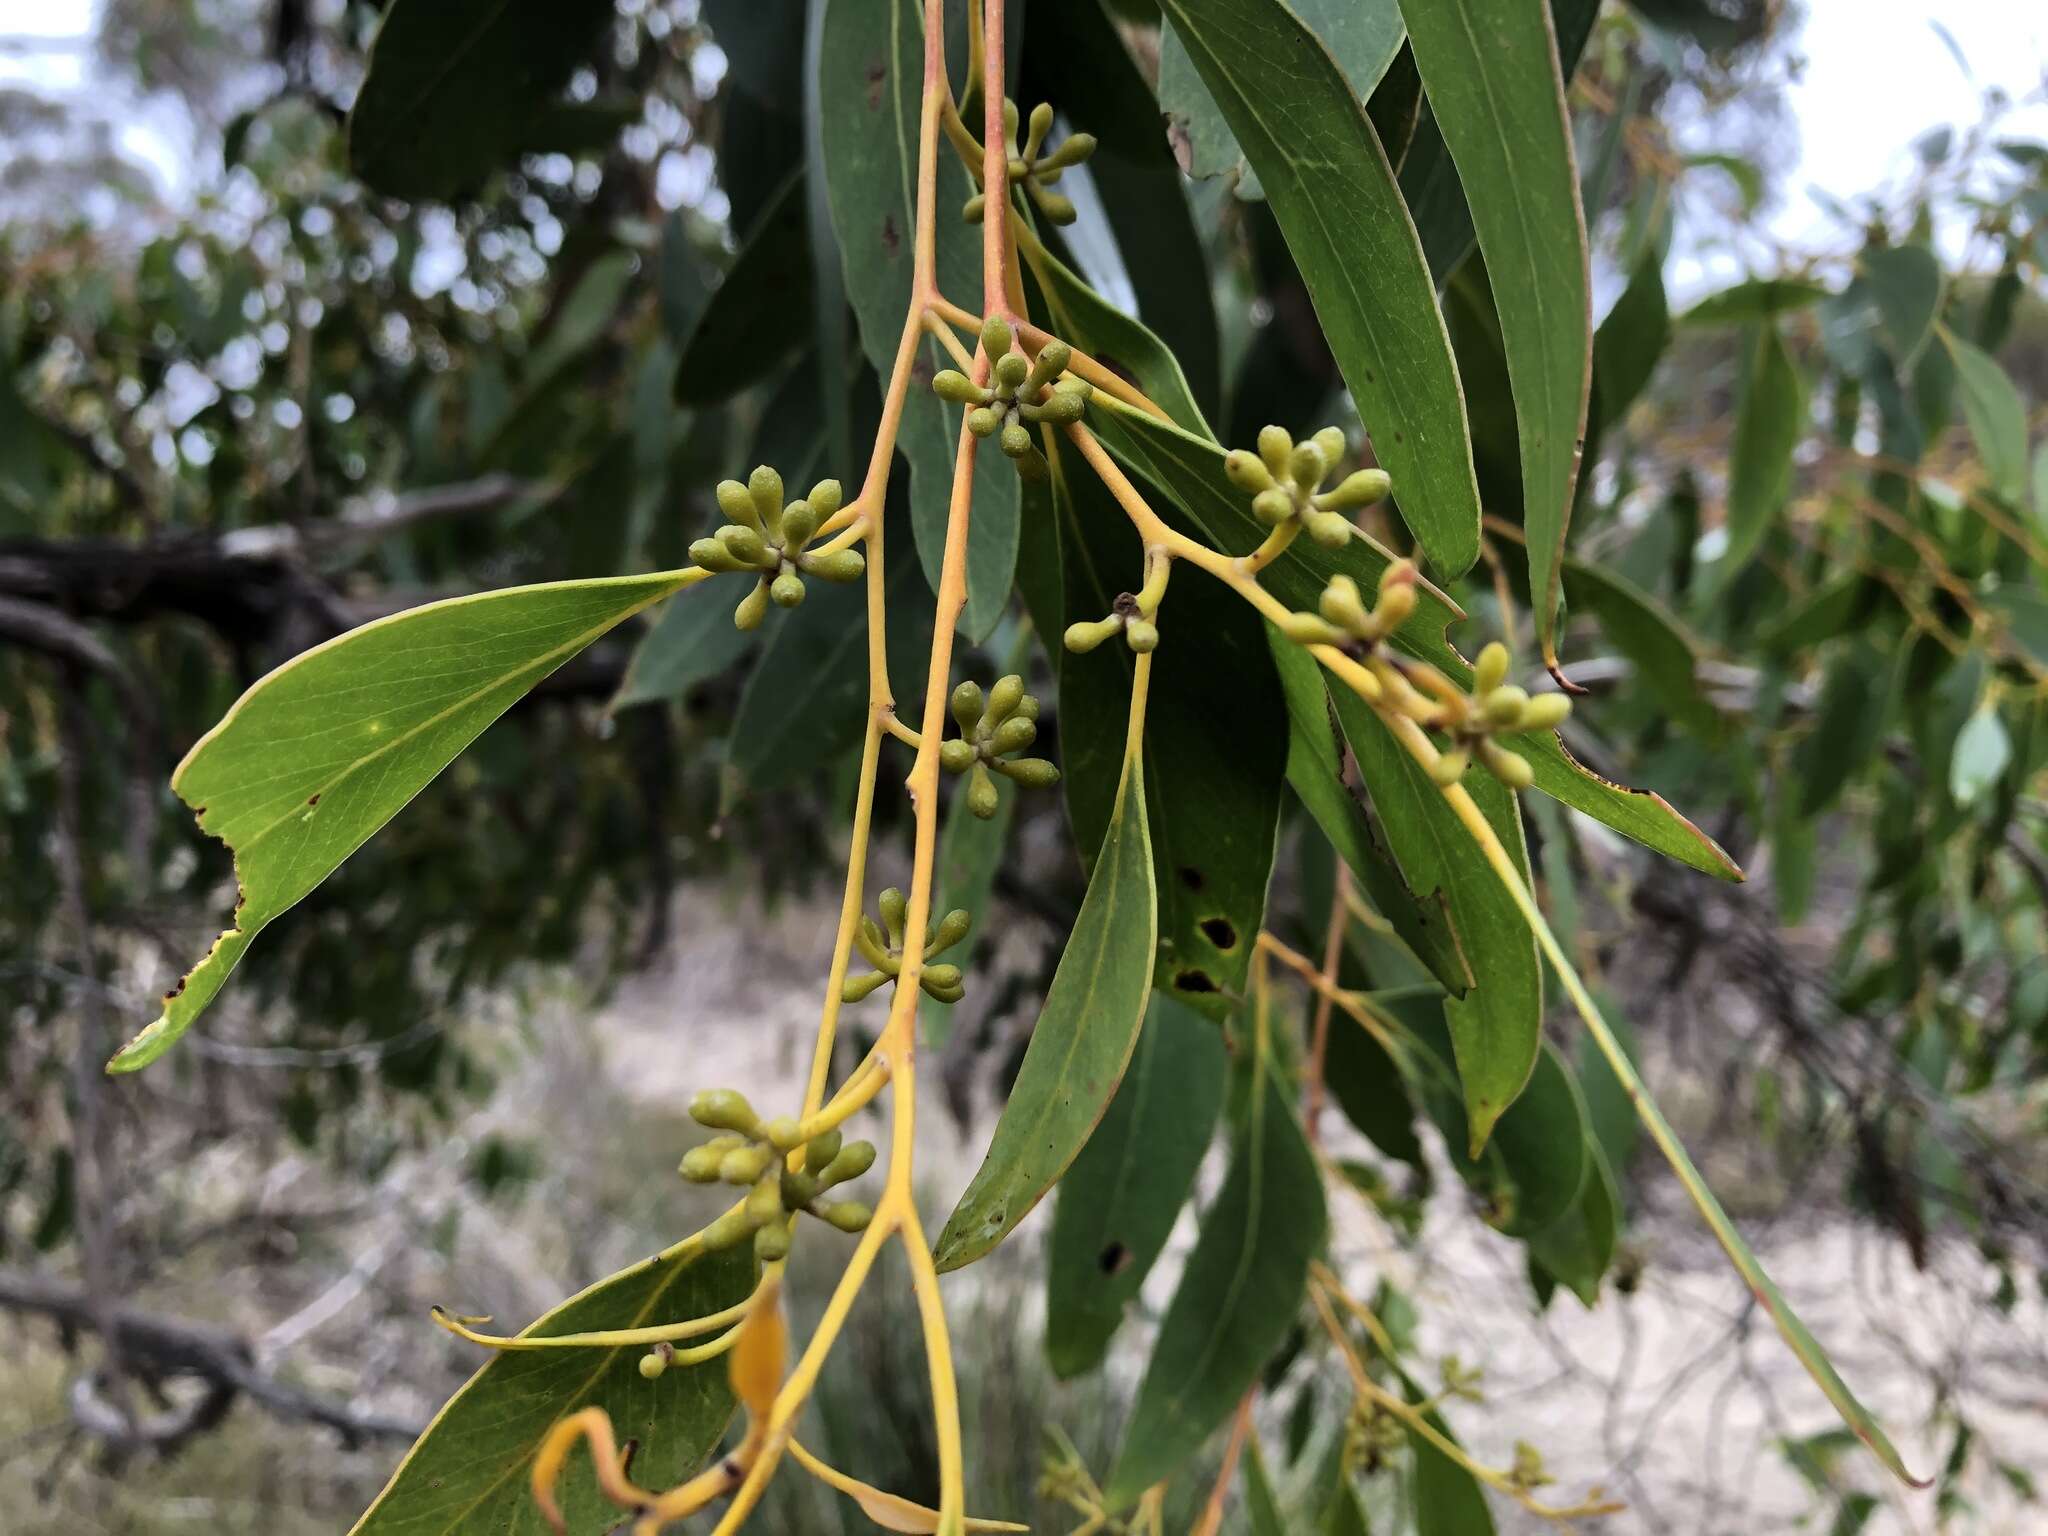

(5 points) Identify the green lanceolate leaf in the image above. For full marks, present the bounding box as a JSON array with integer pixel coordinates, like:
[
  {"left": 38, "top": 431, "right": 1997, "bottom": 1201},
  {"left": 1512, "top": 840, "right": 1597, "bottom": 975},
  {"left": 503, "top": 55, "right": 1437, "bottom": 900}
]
[
  {"left": 1527, "top": 1141, "right": 1620, "bottom": 1306},
  {"left": 817, "top": 0, "right": 1017, "bottom": 642},
  {"left": 1559, "top": 556, "right": 1719, "bottom": 738},
  {"left": 1397, "top": 0, "right": 1590, "bottom": 658},
  {"left": 1046, "top": 994, "right": 1226, "bottom": 1378},
  {"left": 673, "top": 167, "right": 813, "bottom": 405},
  {"left": 1244, "top": 1436, "right": 1289, "bottom": 1536},
  {"left": 611, "top": 585, "right": 759, "bottom": 710},
  {"left": 1859, "top": 244, "right": 1943, "bottom": 366},
  {"left": 1679, "top": 277, "right": 1831, "bottom": 327},
  {"left": 1022, "top": 0, "right": 1221, "bottom": 419},
  {"left": 1102, "top": 1050, "right": 1325, "bottom": 1506},
  {"left": 1407, "top": 1384, "right": 1496, "bottom": 1536},
  {"left": 1950, "top": 705, "right": 2013, "bottom": 807},
  {"left": 1086, "top": 396, "right": 1745, "bottom": 881},
  {"left": 1339, "top": 694, "right": 1540, "bottom": 1150},
  {"left": 933, "top": 741, "right": 1158, "bottom": 1271},
  {"left": 1324, "top": 1480, "right": 1374, "bottom": 1536},
  {"left": 1027, "top": 242, "right": 1211, "bottom": 438},
  {"left": 1159, "top": 0, "right": 1482, "bottom": 578},
  {"left": 346, "top": 0, "right": 616, "bottom": 200},
  {"left": 349, "top": 1245, "right": 752, "bottom": 1536},
  {"left": 1268, "top": 633, "right": 1471, "bottom": 995},
  {"left": 1938, "top": 326, "right": 2029, "bottom": 504},
  {"left": 111, "top": 573, "right": 695, "bottom": 1072},
  {"left": 1592, "top": 240, "right": 1670, "bottom": 433},
  {"left": 1719, "top": 321, "right": 1805, "bottom": 587}
]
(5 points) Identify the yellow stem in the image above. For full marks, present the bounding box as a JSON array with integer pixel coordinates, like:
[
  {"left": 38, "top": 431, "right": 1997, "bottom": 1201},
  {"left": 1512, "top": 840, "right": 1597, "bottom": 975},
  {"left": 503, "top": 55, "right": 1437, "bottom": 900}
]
[
  {"left": 1302, "top": 866, "right": 1350, "bottom": 1149},
  {"left": 430, "top": 1292, "right": 752, "bottom": 1352},
  {"left": 1189, "top": 1391, "right": 1255, "bottom": 1536},
  {"left": 793, "top": 1052, "right": 893, "bottom": 1143},
  {"left": 923, "top": 306, "right": 979, "bottom": 372}
]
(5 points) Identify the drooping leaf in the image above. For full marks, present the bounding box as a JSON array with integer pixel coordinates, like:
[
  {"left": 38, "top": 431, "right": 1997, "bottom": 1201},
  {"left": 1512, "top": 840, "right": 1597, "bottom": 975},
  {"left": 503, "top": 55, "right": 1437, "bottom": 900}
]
[
  {"left": 1397, "top": 0, "right": 1590, "bottom": 656},
  {"left": 1718, "top": 322, "right": 1806, "bottom": 586},
  {"left": 933, "top": 743, "right": 1158, "bottom": 1271},
  {"left": 112, "top": 573, "right": 696, "bottom": 1072},
  {"left": 673, "top": 168, "right": 813, "bottom": 405},
  {"left": 1046, "top": 994, "right": 1226, "bottom": 1378},
  {"left": 1938, "top": 327, "right": 2029, "bottom": 504},
  {"left": 1102, "top": 1056, "right": 1325, "bottom": 1506},
  {"left": 346, "top": 0, "right": 616, "bottom": 199},
  {"left": 1027, "top": 242, "right": 1211, "bottom": 438},
  {"left": 1324, "top": 1480, "right": 1375, "bottom": 1536},
  {"left": 1950, "top": 705, "right": 2013, "bottom": 807},
  {"left": 1859, "top": 244, "right": 1943, "bottom": 366},
  {"left": 1793, "top": 643, "right": 1895, "bottom": 817},
  {"left": 1406, "top": 1386, "right": 1496, "bottom": 1536},
  {"left": 1560, "top": 557, "right": 1719, "bottom": 738},
  {"left": 1679, "top": 277, "right": 1832, "bottom": 327},
  {"left": 1527, "top": 1140, "right": 1619, "bottom": 1306},
  {"left": 1086, "top": 397, "right": 1745, "bottom": 880},
  {"left": 349, "top": 1245, "right": 753, "bottom": 1536},
  {"left": 817, "top": 0, "right": 1019, "bottom": 641},
  {"left": 1244, "top": 1436, "right": 1289, "bottom": 1536},
  {"left": 1592, "top": 240, "right": 1670, "bottom": 433},
  {"left": 1158, "top": 0, "right": 1483, "bottom": 577},
  {"left": 611, "top": 586, "right": 759, "bottom": 711}
]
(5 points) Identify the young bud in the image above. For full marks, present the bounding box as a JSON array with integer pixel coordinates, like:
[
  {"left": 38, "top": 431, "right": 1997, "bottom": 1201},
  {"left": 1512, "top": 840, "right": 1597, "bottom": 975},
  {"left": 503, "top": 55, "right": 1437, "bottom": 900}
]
[
  {"left": 1288, "top": 439, "right": 1328, "bottom": 490},
  {"left": 1304, "top": 511, "right": 1355, "bottom": 550},
  {"left": 939, "top": 738, "right": 977, "bottom": 775},
  {"left": 778, "top": 501, "right": 819, "bottom": 551},
  {"left": 746, "top": 1179, "right": 786, "bottom": 1225},
  {"left": 854, "top": 917, "right": 895, "bottom": 971},
  {"left": 928, "top": 907, "right": 972, "bottom": 956},
  {"left": 967, "top": 405, "right": 1002, "bottom": 438},
  {"left": 691, "top": 1088, "right": 759, "bottom": 1133},
  {"left": 1124, "top": 618, "right": 1160, "bottom": 653},
  {"left": 821, "top": 1140, "right": 877, "bottom": 1186},
  {"left": 1481, "top": 740, "right": 1535, "bottom": 790},
  {"left": 1027, "top": 101, "right": 1054, "bottom": 155},
  {"left": 639, "top": 1349, "right": 669, "bottom": 1380},
  {"left": 980, "top": 314, "right": 1013, "bottom": 359},
  {"left": 753, "top": 1223, "right": 791, "bottom": 1263},
  {"left": 879, "top": 886, "right": 907, "bottom": 941},
  {"left": 1315, "top": 467, "right": 1392, "bottom": 512},
  {"left": 1025, "top": 387, "right": 1087, "bottom": 425},
  {"left": 690, "top": 538, "right": 745, "bottom": 573},
  {"left": 1017, "top": 694, "right": 1042, "bottom": 722},
  {"left": 1474, "top": 641, "right": 1511, "bottom": 696},
  {"left": 733, "top": 579, "right": 770, "bottom": 631},
  {"left": 951, "top": 679, "right": 985, "bottom": 732},
  {"left": 718, "top": 1144, "right": 772, "bottom": 1186},
  {"left": 769, "top": 571, "right": 806, "bottom": 609},
  {"left": 921, "top": 963, "right": 963, "bottom": 993},
  {"left": 679, "top": 1144, "right": 726, "bottom": 1183},
  {"left": 1429, "top": 748, "right": 1470, "bottom": 787},
  {"left": 967, "top": 762, "right": 1001, "bottom": 819},
  {"left": 1370, "top": 579, "right": 1416, "bottom": 634},
  {"left": 746, "top": 464, "right": 784, "bottom": 528},
  {"left": 717, "top": 479, "right": 761, "bottom": 529},
  {"left": 820, "top": 1201, "right": 874, "bottom": 1234},
  {"left": 1279, "top": 612, "right": 1346, "bottom": 647},
  {"left": 1483, "top": 685, "right": 1530, "bottom": 728},
  {"left": 841, "top": 970, "right": 890, "bottom": 1003},
  {"left": 718, "top": 525, "right": 771, "bottom": 567},
  {"left": 803, "top": 1129, "right": 843, "bottom": 1175},
  {"left": 984, "top": 674, "right": 1026, "bottom": 727},
  {"left": 701, "top": 1208, "right": 757, "bottom": 1252},
  {"left": 1251, "top": 487, "right": 1295, "bottom": 526},
  {"left": 990, "top": 716, "right": 1037, "bottom": 755},
  {"left": 961, "top": 192, "right": 986, "bottom": 223},
  {"left": 781, "top": 1167, "right": 821, "bottom": 1209},
  {"left": 799, "top": 548, "right": 866, "bottom": 582},
  {"left": 997, "top": 757, "right": 1061, "bottom": 788},
  {"left": 1518, "top": 693, "right": 1571, "bottom": 731},
  {"left": 1027, "top": 339, "right": 1071, "bottom": 395},
  {"left": 932, "top": 369, "right": 987, "bottom": 405},
  {"left": 807, "top": 479, "right": 843, "bottom": 519},
  {"left": 1040, "top": 133, "right": 1097, "bottom": 171},
  {"left": 763, "top": 1115, "right": 806, "bottom": 1153},
  {"left": 925, "top": 977, "right": 966, "bottom": 1004},
  {"left": 1319, "top": 575, "right": 1370, "bottom": 633},
  {"left": 1000, "top": 420, "right": 1034, "bottom": 459},
  {"left": 1064, "top": 615, "right": 1122, "bottom": 653},
  {"left": 1256, "top": 424, "right": 1293, "bottom": 477},
  {"left": 1310, "top": 426, "right": 1347, "bottom": 467},
  {"left": 1035, "top": 190, "right": 1077, "bottom": 224},
  {"left": 1224, "top": 448, "right": 1277, "bottom": 494},
  {"left": 1007, "top": 154, "right": 1031, "bottom": 183},
  {"left": 995, "top": 351, "right": 1030, "bottom": 392}
]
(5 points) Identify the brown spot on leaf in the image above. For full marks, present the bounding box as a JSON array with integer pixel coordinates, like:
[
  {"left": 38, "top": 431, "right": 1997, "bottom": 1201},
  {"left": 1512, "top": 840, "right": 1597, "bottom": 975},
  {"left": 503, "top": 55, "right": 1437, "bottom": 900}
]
[
  {"left": 1174, "top": 969, "right": 1218, "bottom": 994},
  {"left": 1177, "top": 866, "right": 1205, "bottom": 892},
  {"left": 306, "top": 793, "right": 320, "bottom": 806},
  {"left": 1199, "top": 917, "right": 1238, "bottom": 951},
  {"left": 863, "top": 58, "right": 888, "bottom": 111},
  {"left": 1098, "top": 1241, "right": 1131, "bottom": 1276},
  {"left": 881, "top": 213, "right": 900, "bottom": 258}
]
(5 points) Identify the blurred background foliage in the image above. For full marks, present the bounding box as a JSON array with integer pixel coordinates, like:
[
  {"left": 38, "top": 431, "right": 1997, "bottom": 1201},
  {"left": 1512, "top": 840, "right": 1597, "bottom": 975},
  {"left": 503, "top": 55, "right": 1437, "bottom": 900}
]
[{"left": 1, "top": 0, "right": 2046, "bottom": 1531}]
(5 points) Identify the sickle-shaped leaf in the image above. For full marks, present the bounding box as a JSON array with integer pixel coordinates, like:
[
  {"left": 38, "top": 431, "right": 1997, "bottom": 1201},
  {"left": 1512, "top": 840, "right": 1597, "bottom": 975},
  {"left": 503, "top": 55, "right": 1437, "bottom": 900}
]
[
  {"left": 1397, "top": 0, "right": 1590, "bottom": 661},
  {"left": 1859, "top": 244, "right": 1943, "bottom": 366},
  {"left": 1046, "top": 993, "right": 1226, "bottom": 1378},
  {"left": 111, "top": 572, "right": 696, "bottom": 1073},
  {"left": 1158, "top": 0, "right": 1482, "bottom": 578},
  {"left": 1939, "top": 326, "right": 2029, "bottom": 504},
  {"left": 817, "top": 0, "right": 1018, "bottom": 642},
  {"left": 350, "top": 1244, "right": 753, "bottom": 1536},
  {"left": 1679, "top": 277, "right": 1831, "bottom": 327},
  {"left": 1027, "top": 241, "right": 1212, "bottom": 439},
  {"left": 672, "top": 168, "right": 812, "bottom": 405},
  {"left": 1102, "top": 1053, "right": 1325, "bottom": 1507},
  {"left": 933, "top": 737, "right": 1157, "bottom": 1271},
  {"left": 1718, "top": 321, "right": 1806, "bottom": 587},
  {"left": 1086, "top": 397, "right": 1744, "bottom": 882}
]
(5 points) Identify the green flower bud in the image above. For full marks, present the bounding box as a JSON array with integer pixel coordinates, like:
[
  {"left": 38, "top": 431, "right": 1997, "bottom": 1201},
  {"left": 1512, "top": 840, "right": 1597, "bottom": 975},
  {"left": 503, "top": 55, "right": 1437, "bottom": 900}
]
[
  {"left": 932, "top": 369, "right": 987, "bottom": 405},
  {"left": 1040, "top": 133, "right": 1096, "bottom": 171},
  {"left": 779, "top": 501, "right": 819, "bottom": 550},
  {"left": 961, "top": 192, "right": 986, "bottom": 224},
  {"left": 780, "top": 1166, "right": 822, "bottom": 1209},
  {"left": 997, "top": 756, "right": 1061, "bottom": 788},
  {"left": 1043, "top": 386, "right": 1088, "bottom": 424},
  {"left": 1474, "top": 641, "right": 1511, "bottom": 696},
  {"left": 690, "top": 538, "right": 745, "bottom": 573},
  {"left": 1518, "top": 693, "right": 1571, "bottom": 731},
  {"left": 1252, "top": 487, "right": 1295, "bottom": 526},
  {"left": 804, "top": 1129, "right": 843, "bottom": 1174},
  {"left": 1316, "top": 468, "right": 1392, "bottom": 512},
  {"left": 1481, "top": 740, "right": 1535, "bottom": 791},
  {"left": 980, "top": 314, "right": 1013, "bottom": 359},
  {"left": 702, "top": 1208, "right": 757, "bottom": 1251},
  {"left": 1484, "top": 685, "right": 1530, "bottom": 728},
  {"left": 1035, "top": 189, "right": 1077, "bottom": 225},
  {"left": 1017, "top": 694, "right": 1041, "bottom": 722},
  {"left": 719, "top": 524, "right": 770, "bottom": 567},
  {"left": 1319, "top": 575, "right": 1370, "bottom": 633},
  {"left": 764, "top": 1115, "right": 805, "bottom": 1153},
  {"left": 821, "top": 1140, "right": 877, "bottom": 1186},
  {"left": 753, "top": 1222, "right": 791, "bottom": 1263},
  {"left": 1000, "top": 420, "right": 1033, "bottom": 459},
  {"left": 967, "top": 405, "right": 1002, "bottom": 438},
  {"left": 1257, "top": 424, "right": 1293, "bottom": 478},
  {"left": 746, "top": 1179, "right": 786, "bottom": 1224},
  {"left": 990, "top": 716, "right": 1037, "bottom": 755},
  {"left": 841, "top": 969, "right": 890, "bottom": 1003},
  {"left": 733, "top": 580, "right": 770, "bottom": 632},
  {"left": 807, "top": 479, "right": 843, "bottom": 519},
  {"left": 1064, "top": 616, "right": 1123, "bottom": 653},
  {"left": 995, "top": 351, "right": 1030, "bottom": 392},
  {"left": 639, "top": 1349, "right": 669, "bottom": 1380},
  {"left": 928, "top": 907, "right": 971, "bottom": 956},
  {"left": 769, "top": 571, "right": 806, "bottom": 609},
  {"left": 967, "top": 762, "right": 1000, "bottom": 819},
  {"left": 1027, "top": 339, "right": 1071, "bottom": 394},
  {"left": 1224, "top": 449, "right": 1277, "bottom": 494},
  {"left": 1027, "top": 101, "right": 1055, "bottom": 154},
  {"left": 717, "top": 479, "right": 762, "bottom": 530},
  {"left": 1288, "top": 440, "right": 1327, "bottom": 490},
  {"left": 747, "top": 464, "right": 784, "bottom": 528},
  {"left": 939, "top": 738, "right": 978, "bottom": 775},
  {"left": 691, "top": 1088, "right": 759, "bottom": 1133},
  {"left": 879, "top": 886, "right": 907, "bottom": 941},
  {"left": 1008, "top": 154, "right": 1031, "bottom": 183},
  {"left": 679, "top": 1144, "right": 727, "bottom": 1182},
  {"left": 799, "top": 548, "right": 866, "bottom": 583},
  {"left": 1124, "top": 617, "right": 1160, "bottom": 653},
  {"left": 1310, "top": 426, "right": 1347, "bottom": 467},
  {"left": 719, "top": 1144, "right": 772, "bottom": 1185},
  {"left": 854, "top": 917, "right": 897, "bottom": 973},
  {"left": 1371, "top": 579, "right": 1416, "bottom": 634},
  {"left": 1304, "top": 511, "right": 1355, "bottom": 550},
  {"left": 820, "top": 1201, "right": 874, "bottom": 1234},
  {"left": 921, "top": 962, "right": 963, "bottom": 993},
  {"left": 1279, "top": 612, "right": 1346, "bottom": 646},
  {"left": 951, "top": 679, "right": 985, "bottom": 731},
  {"left": 1429, "top": 748, "right": 1470, "bottom": 787},
  {"left": 923, "top": 976, "right": 966, "bottom": 1004},
  {"left": 985, "top": 674, "right": 1026, "bottom": 727}
]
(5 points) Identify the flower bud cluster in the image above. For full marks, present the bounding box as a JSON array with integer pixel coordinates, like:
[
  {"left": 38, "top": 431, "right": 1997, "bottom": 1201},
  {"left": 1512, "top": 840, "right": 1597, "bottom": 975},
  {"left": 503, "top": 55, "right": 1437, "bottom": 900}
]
[
  {"left": 843, "top": 888, "right": 975, "bottom": 1005},
  {"left": 675, "top": 1089, "right": 875, "bottom": 1269},
  {"left": 690, "top": 466, "right": 864, "bottom": 630},
  {"left": 939, "top": 673, "right": 1060, "bottom": 817},
  {"left": 963, "top": 99, "right": 1097, "bottom": 226},
  {"left": 1225, "top": 424, "right": 1390, "bottom": 552},
  {"left": 934, "top": 319, "right": 1090, "bottom": 481}
]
